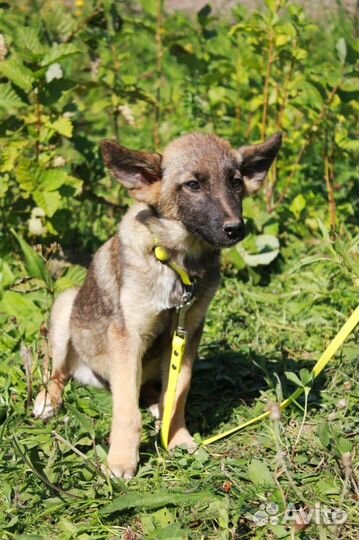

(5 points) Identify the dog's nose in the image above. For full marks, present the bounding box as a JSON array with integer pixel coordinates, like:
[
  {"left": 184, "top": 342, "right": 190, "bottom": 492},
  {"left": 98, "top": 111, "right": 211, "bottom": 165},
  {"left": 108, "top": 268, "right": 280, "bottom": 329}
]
[{"left": 223, "top": 219, "right": 245, "bottom": 240}]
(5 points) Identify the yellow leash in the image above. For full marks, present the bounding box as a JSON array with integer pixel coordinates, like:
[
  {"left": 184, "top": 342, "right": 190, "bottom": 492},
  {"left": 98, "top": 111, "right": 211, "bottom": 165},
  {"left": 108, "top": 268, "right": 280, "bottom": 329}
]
[
  {"left": 153, "top": 245, "right": 195, "bottom": 449},
  {"left": 154, "top": 245, "right": 359, "bottom": 449},
  {"left": 161, "top": 332, "right": 188, "bottom": 449},
  {"left": 202, "top": 305, "right": 359, "bottom": 445}
]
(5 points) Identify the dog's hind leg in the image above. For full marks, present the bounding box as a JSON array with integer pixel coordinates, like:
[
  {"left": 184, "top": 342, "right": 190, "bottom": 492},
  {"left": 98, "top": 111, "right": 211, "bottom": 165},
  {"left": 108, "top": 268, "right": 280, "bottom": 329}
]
[{"left": 33, "top": 288, "right": 78, "bottom": 420}]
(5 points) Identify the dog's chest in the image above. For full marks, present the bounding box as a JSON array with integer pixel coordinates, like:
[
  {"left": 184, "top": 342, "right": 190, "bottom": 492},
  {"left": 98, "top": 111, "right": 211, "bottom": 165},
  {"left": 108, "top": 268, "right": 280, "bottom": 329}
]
[
  {"left": 121, "top": 259, "right": 186, "bottom": 321},
  {"left": 150, "top": 263, "right": 184, "bottom": 312}
]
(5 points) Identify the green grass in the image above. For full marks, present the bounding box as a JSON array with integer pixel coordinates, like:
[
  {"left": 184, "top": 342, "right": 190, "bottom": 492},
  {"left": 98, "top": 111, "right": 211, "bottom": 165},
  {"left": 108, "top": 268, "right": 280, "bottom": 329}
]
[{"left": 1, "top": 237, "right": 358, "bottom": 540}]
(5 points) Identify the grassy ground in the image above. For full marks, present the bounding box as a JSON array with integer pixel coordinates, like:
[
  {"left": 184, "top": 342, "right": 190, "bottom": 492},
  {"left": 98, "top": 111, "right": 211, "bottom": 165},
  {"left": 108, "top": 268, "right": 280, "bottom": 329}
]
[{"left": 0, "top": 232, "right": 358, "bottom": 540}]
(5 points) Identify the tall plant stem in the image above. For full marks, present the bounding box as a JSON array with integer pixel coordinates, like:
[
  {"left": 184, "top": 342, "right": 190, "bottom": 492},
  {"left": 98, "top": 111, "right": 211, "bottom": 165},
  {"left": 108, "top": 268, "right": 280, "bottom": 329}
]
[
  {"left": 276, "top": 59, "right": 294, "bottom": 130},
  {"left": 35, "top": 87, "right": 41, "bottom": 161},
  {"left": 263, "top": 32, "right": 275, "bottom": 212},
  {"left": 261, "top": 29, "right": 275, "bottom": 142},
  {"left": 290, "top": 389, "right": 309, "bottom": 462},
  {"left": 324, "top": 151, "right": 337, "bottom": 233},
  {"left": 110, "top": 43, "right": 121, "bottom": 139},
  {"left": 271, "top": 76, "right": 343, "bottom": 212},
  {"left": 153, "top": 0, "right": 164, "bottom": 150},
  {"left": 262, "top": 1, "right": 281, "bottom": 210}
]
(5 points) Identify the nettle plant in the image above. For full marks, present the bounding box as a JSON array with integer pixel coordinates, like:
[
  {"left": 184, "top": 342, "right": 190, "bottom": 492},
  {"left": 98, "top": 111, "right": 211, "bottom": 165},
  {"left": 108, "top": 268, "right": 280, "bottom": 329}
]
[
  {"left": 0, "top": 23, "right": 82, "bottom": 234},
  {"left": 0, "top": 1, "right": 183, "bottom": 250}
]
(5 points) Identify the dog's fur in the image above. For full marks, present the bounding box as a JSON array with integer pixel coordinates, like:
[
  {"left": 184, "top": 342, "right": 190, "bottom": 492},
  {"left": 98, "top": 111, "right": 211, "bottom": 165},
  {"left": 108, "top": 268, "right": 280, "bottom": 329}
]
[{"left": 33, "top": 132, "right": 281, "bottom": 478}]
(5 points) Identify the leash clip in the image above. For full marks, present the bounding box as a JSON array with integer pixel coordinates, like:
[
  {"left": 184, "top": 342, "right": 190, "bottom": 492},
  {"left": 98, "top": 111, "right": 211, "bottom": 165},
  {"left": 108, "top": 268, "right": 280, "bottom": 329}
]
[{"left": 176, "top": 285, "right": 195, "bottom": 337}]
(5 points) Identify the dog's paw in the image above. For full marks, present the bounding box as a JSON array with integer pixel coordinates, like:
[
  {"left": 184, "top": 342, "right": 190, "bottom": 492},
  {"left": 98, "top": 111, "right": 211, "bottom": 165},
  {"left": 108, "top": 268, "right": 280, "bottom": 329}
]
[
  {"left": 107, "top": 448, "right": 139, "bottom": 479},
  {"left": 33, "top": 389, "right": 61, "bottom": 420},
  {"left": 106, "top": 455, "right": 138, "bottom": 479},
  {"left": 106, "top": 461, "right": 137, "bottom": 479},
  {"left": 168, "top": 428, "right": 198, "bottom": 453}
]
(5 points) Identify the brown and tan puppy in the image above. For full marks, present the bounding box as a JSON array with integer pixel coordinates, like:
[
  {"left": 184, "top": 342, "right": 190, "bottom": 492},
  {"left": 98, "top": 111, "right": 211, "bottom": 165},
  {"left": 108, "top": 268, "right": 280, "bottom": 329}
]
[{"left": 33, "top": 132, "right": 281, "bottom": 478}]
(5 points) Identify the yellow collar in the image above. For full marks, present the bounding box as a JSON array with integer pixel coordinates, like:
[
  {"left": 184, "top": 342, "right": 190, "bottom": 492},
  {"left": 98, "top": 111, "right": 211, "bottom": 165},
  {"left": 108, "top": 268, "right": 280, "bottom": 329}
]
[{"left": 153, "top": 245, "right": 193, "bottom": 287}]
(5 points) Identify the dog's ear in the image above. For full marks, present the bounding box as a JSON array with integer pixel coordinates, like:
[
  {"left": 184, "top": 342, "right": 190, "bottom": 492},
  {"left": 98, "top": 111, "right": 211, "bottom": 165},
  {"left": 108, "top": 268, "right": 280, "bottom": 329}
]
[
  {"left": 101, "top": 140, "right": 162, "bottom": 204},
  {"left": 238, "top": 133, "right": 282, "bottom": 195}
]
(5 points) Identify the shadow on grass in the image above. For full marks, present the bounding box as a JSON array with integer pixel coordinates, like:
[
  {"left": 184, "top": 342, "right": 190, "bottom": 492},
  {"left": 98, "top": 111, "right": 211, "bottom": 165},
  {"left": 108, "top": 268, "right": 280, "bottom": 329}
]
[
  {"left": 66, "top": 342, "right": 328, "bottom": 457},
  {"left": 186, "top": 344, "right": 327, "bottom": 438}
]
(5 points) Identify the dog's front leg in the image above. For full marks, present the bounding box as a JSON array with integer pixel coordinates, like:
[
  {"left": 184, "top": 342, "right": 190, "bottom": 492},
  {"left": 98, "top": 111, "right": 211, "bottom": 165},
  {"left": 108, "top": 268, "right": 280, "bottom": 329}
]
[
  {"left": 107, "top": 323, "right": 142, "bottom": 479},
  {"left": 161, "top": 322, "right": 204, "bottom": 452}
]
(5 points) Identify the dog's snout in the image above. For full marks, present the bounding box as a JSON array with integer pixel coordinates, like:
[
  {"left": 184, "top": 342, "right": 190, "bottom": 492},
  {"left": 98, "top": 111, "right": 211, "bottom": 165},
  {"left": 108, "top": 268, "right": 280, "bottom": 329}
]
[{"left": 223, "top": 219, "right": 245, "bottom": 241}]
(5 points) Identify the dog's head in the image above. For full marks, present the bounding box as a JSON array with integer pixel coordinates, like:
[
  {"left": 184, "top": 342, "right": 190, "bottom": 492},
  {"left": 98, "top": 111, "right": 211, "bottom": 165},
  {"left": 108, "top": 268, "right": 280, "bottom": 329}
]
[{"left": 101, "top": 132, "right": 281, "bottom": 248}]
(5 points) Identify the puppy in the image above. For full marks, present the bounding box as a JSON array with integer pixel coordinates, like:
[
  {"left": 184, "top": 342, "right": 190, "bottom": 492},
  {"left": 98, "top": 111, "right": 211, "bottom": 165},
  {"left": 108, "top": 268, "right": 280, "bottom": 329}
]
[{"left": 33, "top": 132, "right": 281, "bottom": 478}]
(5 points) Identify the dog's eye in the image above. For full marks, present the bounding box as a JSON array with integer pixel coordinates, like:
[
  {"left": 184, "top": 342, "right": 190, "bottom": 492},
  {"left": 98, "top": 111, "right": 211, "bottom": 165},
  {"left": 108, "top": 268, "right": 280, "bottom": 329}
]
[
  {"left": 231, "top": 175, "right": 243, "bottom": 190},
  {"left": 185, "top": 180, "right": 201, "bottom": 192}
]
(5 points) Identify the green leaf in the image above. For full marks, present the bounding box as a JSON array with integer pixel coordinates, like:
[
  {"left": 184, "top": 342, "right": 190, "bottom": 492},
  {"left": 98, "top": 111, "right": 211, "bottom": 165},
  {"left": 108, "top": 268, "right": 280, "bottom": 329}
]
[
  {"left": 237, "top": 235, "right": 280, "bottom": 267},
  {"left": 317, "top": 219, "right": 333, "bottom": 248},
  {"left": 0, "top": 260, "right": 15, "bottom": 289},
  {"left": 17, "top": 167, "right": 82, "bottom": 217},
  {"left": 1, "top": 291, "right": 43, "bottom": 335},
  {"left": 299, "top": 368, "right": 312, "bottom": 386},
  {"left": 101, "top": 491, "right": 214, "bottom": 515},
  {"left": 248, "top": 460, "right": 275, "bottom": 487},
  {"left": 269, "top": 524, "right": 290, "bottom": 538},
  {"left": 198, "top": 4, "right": 212, "bottom": 22},
  {"left": 33, "top": 190, "right": 62, "bottom": 217},
  {"left": 206, "top": 498, "right": 229, "bottom": 530},
  {"left": 285, "top": 371, "right": 303, "bottom": 388},
  {"left": 292, "top": 48, "right": 308, "bottom": 61},
  {"left": 0, "top": 59, "right": 34, "bottom": 91},
  {"left": 265, "top": 0, "right": 278, "bottom": 12},
  {"left": 50, "top": 117, "right": 73, "bottom": 138},
  {"left": 317, "top": 478, "right": 340, "bottom": 496},
  {"left": 147, "top": 524, "right": 189, "bottom": 540},
  {"left": 0, "top": 173, "right": 9, "bottom": 197},
  {"left": 337, "top": 438, "right": 352, "bottom": 455},
  {"left": 66, "top": 404, "right": 95, "bottom": 437},
  {"left": 142, "top": 507, "right": 182, "bottom": 538},
  {"left": 208, "top": 86, "right": 227, "bottom": 106},
  {"left": 292, "top": 81, "right": 324, "bottom": 111},
  {"left": 276, "top": 34, "right": 292, "bottom": 47},
  {"left": 55, "top": 265, "right": 86, "bottom": 293},
  {"left": 10, "top": 228, "right": 52, "bottom": 287},
  {"left": 0, "top": 83, "right": 26, "bottom": 110},
  {"left": 41, "top": 44, "right": 81, "bottom": 67},
  {"left": 16, "top": 160, "right": 39, "bottom": 192},
  {"left": 40, "top": 169, "right": 72, "bottom": 191},
  {"left": 336, "top": 136, "right": 359, "bottom": 156},
  {"left": 224, "top": 247, "right": 246, "bottom": 270},
  {"left": 290, "top": 194, "right": 306, "bottom": 219},
  {"left": 139, "top": 0, "right": 157, "bottom": 16},
  {"left": 336, "top": 38, "right": 347, "bottom": 64},
  {"left": 15, "top": 27, "right": 47, "bottom": 61},
  {"left": 275, "top": 23, "right": 296, "bottom": 47},
  {"left": 122, "top": 75, "right": 137, "bottom": 86},
  {"left": 317, "top": 421, "right": 330, "bottom": 448},
  {"left": 340, "top": 77, "right": 359, "bottom": 93},
  {"left": 0, "top": 141, "right": 27, "bottom": 173}
]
